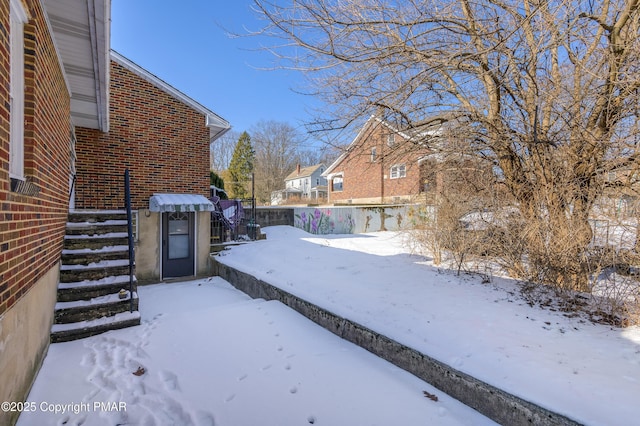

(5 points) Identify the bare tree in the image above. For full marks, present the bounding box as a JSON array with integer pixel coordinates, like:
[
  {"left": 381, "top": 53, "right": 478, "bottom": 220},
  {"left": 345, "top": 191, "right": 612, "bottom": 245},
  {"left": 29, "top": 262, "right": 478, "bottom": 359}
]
[
  {"left": 211, "top": 130, "right": 240, "bottom": 173},
  {"left": 253, "top": 0, "right": 640, "bottom": 292},
  {"left": 251, "top": 120, "right": 307, "bottom": 203}
]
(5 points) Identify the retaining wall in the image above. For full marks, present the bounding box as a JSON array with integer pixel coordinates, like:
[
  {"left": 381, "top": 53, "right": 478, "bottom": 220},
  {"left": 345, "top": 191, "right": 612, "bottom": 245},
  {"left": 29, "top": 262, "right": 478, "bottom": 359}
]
[{"left": 211, "top": 259, "right": 581, "bottom": 426}]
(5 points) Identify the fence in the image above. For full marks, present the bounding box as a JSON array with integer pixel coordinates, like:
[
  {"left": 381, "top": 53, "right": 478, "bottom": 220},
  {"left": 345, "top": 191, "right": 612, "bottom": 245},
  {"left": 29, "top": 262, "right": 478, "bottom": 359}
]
[{"left": 210, "top": 198, "right": 258, "bottom": 243}]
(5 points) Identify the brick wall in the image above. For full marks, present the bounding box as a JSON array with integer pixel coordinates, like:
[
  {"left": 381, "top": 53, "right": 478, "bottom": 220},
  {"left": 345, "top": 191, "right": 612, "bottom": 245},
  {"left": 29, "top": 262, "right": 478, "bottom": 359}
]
[
  {"left": 0, "top": 0, "right": 72, "bottom": 316},
  {"left": 74, "top": 60, "right": 212, "bottom": 210},
  {"left": 328, "top": 120, "right": 426, "bottom": 203}
]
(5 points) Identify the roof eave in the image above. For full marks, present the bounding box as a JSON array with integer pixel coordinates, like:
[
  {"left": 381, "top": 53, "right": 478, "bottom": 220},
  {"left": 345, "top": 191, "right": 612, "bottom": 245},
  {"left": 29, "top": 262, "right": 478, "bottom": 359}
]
[{"left": 43, "top": 0, "right": 111, "bottom": 132}]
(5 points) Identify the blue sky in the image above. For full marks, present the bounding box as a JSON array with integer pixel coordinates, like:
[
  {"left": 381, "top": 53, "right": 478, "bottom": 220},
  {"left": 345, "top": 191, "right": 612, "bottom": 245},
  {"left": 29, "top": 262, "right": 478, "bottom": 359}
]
[{"left": 111, "top": 0, "right": 319, "bottom": 135}]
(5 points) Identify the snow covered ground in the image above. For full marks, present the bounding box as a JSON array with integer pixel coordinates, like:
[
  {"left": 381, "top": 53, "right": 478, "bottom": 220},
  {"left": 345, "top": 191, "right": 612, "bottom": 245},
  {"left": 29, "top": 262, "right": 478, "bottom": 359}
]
[
  {"left": 18, "top": 225, "right": 640, "bottom": 425},
  {"left": 18, "top": 278, "right": 494, "bottom": 426},
  {"left": 214, "top": 226, "right": 640, "bottom": 426}
]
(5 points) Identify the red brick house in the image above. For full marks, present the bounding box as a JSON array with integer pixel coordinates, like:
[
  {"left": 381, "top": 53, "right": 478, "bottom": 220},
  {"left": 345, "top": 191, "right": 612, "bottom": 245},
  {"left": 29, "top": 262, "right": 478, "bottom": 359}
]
[
  {"left": 0, "top": 1, "right": 229, "bottom": 422},
  {"left": 75, "top": 50, "right": 230, "bottom": 282},
  {"left": 0, "top": 0, "right": 109, "bottom": 423},
  {"left": 323, "top": 116, "right": 430, "bottom": 204}
]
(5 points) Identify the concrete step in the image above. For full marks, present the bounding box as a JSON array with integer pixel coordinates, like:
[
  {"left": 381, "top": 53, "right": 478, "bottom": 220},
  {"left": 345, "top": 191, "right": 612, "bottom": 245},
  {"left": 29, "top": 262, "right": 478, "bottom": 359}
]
[
  {"left": 68, "top": 210, "right": 128, "bottom": 223},
  {"left": 61, "top": 245, "right": 130, "bottom": 265},
  {"left": 65, "top": 220, "right": 128, "bottom": 236},
  {"left": 59, "top": 259, "right": 132, "bottom": 283},
  {"left": 51, "top": 210, "right": 140, "bottom": 343},
  {"left": 54, "top": 291, "right": 139, "bottom": 324},
  {"left": 63, "top": 234, "right": 129, "bottom": 250},
  {"left": 57, "top": 275, "right": 137, "bottom": 301},
  {"left": 50, "top": 311, "right": 141, "bottom": 343}
]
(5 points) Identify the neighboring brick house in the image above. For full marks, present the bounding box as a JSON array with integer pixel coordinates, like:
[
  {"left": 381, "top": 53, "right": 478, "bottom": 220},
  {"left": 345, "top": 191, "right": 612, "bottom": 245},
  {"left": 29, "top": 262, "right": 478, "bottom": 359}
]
[
  {"left": 271, "top": 163, "right": 327, "bottom": 204},
  {"left": 0, "top": 1, "right": 109, "bottom": 424},
  {"left": 322, "top": 116, "right": 430, "bottom": 204},
  {"left": 74, "top": 51, "right": 230, "bottom": 282}
]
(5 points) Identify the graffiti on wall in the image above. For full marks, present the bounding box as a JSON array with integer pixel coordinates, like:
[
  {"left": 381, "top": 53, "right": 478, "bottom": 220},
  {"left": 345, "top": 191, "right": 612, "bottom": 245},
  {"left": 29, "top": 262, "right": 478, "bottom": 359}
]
[
  {"left": 294, "top": 208, "right": 355, "bottom": 234},
  {"left": 294, "top": 205, "right": 412, "bottom": 235}
]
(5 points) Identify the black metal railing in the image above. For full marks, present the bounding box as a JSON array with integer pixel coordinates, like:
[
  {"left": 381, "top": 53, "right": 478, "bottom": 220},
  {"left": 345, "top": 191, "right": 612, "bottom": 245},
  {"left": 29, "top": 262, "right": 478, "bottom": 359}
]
[{"left": 124, "top": 169, "right": 135, "bottom": 313}]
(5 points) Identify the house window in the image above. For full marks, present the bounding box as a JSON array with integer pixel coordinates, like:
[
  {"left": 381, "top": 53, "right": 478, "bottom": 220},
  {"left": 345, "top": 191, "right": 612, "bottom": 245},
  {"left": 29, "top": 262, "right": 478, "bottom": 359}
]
[
  {"left": 371, "top": 147, "right": 377, "bottom": 162},
  {"left": 390, "top": 164, "right": 406, "bottom": 179},
  {"left": 9, "top": 0, "right": 28, "bottom": 180},
  {"left": 387, "top": 134, "right": 396, "bottom": 147},
  {"left": 332, "top": 175, "right": 343, "bottom": 192}
]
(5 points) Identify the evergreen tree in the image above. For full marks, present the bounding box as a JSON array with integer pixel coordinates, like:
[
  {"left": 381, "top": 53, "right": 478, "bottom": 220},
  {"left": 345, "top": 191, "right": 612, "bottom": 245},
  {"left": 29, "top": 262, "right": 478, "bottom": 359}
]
[
  {"left": 227, "top": 131, "right": 254, "bottom": 199},
  {"left": 210, "top": 171, "right": 228, "bottom": 200}
]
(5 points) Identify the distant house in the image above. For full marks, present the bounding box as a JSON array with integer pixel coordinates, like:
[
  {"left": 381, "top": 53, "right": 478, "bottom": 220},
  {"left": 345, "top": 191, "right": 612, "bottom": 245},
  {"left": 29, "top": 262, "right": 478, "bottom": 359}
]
[
  {"left": 271, "top": 164, "right": 327, "bottom": 205},
  {"left": 0, "top": 2, "right": 230, "bottom": 421},
  {"left": 322, "top": 116, "right": 430, "bottom": 204}
]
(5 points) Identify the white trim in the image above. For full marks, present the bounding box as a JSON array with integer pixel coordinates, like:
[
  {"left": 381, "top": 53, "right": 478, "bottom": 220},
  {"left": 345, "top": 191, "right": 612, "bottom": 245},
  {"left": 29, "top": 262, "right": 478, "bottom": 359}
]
[
  {"left": 10, "top": 0, "right": 28, "bottom": 22},
  {"left": 330, "top": 174, "right": 344, "bottom": 192},
  {"left": 87, "top": 0, "right": 111, "bottom": 131},
  {"left": 193, "top": 211, "right": 198, "bottom": 276},
  {"left": 159, "top": 213, "right": 164, "bottom": 280},
  {"left": 39, "top": 0, "right": 72, "bottom": 98},
  {"left": 9, "top": 0, "right": 28, "bottom": 180},
  {"left": 390, "top": 164, "right": 406, "bottom": 179}
]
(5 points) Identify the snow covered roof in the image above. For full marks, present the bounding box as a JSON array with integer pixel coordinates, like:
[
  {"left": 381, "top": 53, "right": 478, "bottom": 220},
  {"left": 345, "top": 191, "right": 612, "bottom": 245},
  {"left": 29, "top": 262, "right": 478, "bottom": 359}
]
[{"left": 149, "top": 194, "right": 214, "bottom": 213}]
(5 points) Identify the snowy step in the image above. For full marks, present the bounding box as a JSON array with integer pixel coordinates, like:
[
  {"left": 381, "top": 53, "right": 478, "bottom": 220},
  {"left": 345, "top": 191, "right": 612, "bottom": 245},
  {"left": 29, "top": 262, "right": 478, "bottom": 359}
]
[
  {"left": 51, "top": 210, "right": 140, "bottom": 343},
  {"left": 62, "top": 245, "right": 130, "bottom": 265},
  {"left": 67, "top": 210, "right": 128, "bottom": 223},
  {"left": 57, "top": 275, "right": 137, "bottom": 301},
  {"left": 50, "top": 311, "right": 141, "bottom": 343},
  {"left": 59, "top": 258, "right": 132, "bottom": 283},
  {"left": 65, "top": 220, "right": 128, "bottom": 236},
  {"left": 64, "top": 233, "right": 129, "bottom": 250},
  {"left": 54, "top": 291, "right": 139, "bottom": 324}
]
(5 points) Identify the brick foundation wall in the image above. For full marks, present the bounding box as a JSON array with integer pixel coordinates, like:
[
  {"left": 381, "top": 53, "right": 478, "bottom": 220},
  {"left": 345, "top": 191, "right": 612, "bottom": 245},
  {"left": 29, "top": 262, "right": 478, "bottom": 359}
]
[
  {"left": 0, "top": 0, "right": 72, "bottom": 317},
  {"left": 74, "top": 60, "right": 212, "bottom": 210}
]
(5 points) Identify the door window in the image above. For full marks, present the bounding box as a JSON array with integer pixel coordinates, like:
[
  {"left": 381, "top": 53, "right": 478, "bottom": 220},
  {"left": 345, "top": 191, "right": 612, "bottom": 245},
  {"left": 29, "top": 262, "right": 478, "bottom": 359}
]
[{"left": 168, "top": 212, "right": 189, "bottom": 259}]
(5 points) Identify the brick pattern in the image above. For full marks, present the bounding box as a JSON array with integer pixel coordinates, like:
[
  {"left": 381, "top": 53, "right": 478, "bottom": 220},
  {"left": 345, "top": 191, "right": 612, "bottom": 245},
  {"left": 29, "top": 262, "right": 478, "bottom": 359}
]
[
  {"left": 0, "top": 0, "right": 73, "bottom": 316},
  {"left": 75, "top": 61, "right": 212, "bottom": 210},
  {"left": 328, "top": 120, "right": 428, "bottom": 203}
]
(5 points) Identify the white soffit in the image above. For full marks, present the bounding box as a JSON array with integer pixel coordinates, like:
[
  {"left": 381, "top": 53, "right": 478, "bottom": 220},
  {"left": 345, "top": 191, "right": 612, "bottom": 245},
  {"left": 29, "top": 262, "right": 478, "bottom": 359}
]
[{"left": 42, "top": 0, "right": 110, "bottom": 131}]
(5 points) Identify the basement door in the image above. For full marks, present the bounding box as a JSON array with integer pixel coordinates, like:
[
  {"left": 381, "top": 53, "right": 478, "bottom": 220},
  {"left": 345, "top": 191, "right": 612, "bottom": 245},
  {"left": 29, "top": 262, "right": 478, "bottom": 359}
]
[{"left": 162, "top": 212, "right": 195, "bottom": 278}]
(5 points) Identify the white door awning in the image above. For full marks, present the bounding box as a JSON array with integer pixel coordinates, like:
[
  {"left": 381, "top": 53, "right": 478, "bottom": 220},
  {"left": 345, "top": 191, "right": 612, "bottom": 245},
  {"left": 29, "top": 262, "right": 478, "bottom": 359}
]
[{"left": 149, "top": 193, "right": 214, "bottom": 213}]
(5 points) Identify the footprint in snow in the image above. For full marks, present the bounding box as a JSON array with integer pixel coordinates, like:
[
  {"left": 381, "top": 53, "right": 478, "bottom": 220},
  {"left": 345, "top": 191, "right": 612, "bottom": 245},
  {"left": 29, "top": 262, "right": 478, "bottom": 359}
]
[{"left": 159, "top": 370, "right": 180, "bottom": 391}]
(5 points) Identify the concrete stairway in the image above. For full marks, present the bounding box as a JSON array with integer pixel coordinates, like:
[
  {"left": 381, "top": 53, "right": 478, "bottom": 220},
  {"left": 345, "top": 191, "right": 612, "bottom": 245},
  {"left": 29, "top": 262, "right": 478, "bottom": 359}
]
[{"left": 50, "top": 211, "right": 141, "bottom": 343}]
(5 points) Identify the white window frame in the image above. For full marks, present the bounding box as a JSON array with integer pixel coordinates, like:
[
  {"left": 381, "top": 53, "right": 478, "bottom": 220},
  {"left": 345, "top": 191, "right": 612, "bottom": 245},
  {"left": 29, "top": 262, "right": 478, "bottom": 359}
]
[
  {"left": 371, "top": 147, "right": 377, "bottom": 162},
  {"left": 9, "top": 0, "right": 28, "bottom": 180},
  {"left": 331, "top": 175, "right": 344, "bottom": 192},
  {"left": 387, "top": 134, "right": 396, "bottom": 147},
  {"left": 390, "top": 164, "right": 406, "bottom": 179}
]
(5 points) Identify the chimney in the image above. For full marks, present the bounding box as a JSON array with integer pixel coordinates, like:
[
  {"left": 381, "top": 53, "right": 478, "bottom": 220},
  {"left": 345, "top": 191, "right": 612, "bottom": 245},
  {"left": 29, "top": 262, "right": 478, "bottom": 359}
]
[{"left": 297, "top": 164, "right": 301, "bottom": 175}]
